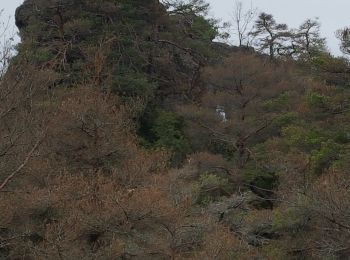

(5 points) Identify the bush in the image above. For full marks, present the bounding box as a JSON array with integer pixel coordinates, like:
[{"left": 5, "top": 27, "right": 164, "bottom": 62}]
[
  {"left": 31, "top": 48, "right": 55, "bottom": 65},
  {"left": 309, "top": 53, "right": 350, "bottom": 87},
  {"left": 282, "top": 126, "right": 327, "bottom": 152},
  {"left": 195, "top": 174, "right": 232, "bottom": 204},
  {"left": 310, "top": 141, "right": 341, "bottom": 175},
  {"left": 272, "top": 112, "right": 298, "bottom": 128},
  {"left": 209, "top": 139, "right": 236, "bottom": 159},
  {"left": 64, "top": 18, "right": 94, "bottom": 41},
  {"left": 113, "top": 69, "right": 156, "bottom": 99},
  {"left": 264, "top": 92, "right": 293, "bottom": 111},
  {"left": 272, "top": 206, "right": 310, "bottom": 232},
  {"left": 244, "top": 166, "right": 278, "bottom": 192},
  {"left": 334, "top": 130, "right": 350, "bottom": 144},
  {"left": 306, "top": 91, "right": 331, "bottom": 110},
  {"left": 139, "top": 109, "right": 190, "bottom": 165}
]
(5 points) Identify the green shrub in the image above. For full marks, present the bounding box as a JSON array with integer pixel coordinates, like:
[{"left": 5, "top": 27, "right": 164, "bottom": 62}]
[
  {"left": 306, "top": 91, "right": 331, "bottom": 110},
  {"left": 151, "top": 110, "right": 190, "bottom": 152},
  {"left": 272, "top": 112, "right": 298, "bottom": 128},
  {"left": 195, "top": 174, "right": 232, "bottom": 204},
  {"left": 310, "top": 140, "right": 341, "bottom": 175},
  {"left": 209, "top": 139, "right": 236, "bottom": 160},
  {"left": 282, "top": 126, "right": 327, "bottom": 151},
  {"left": 264, "top": 92, "right": 293, "bottom": 111},
  {"left": 64, "top": 18, "right": 94, "bottom": 40},
  {"left": 139, "top": 109, "right": 190, "bottom": 164},
  {"left": 243, "top": 163, "right": 278, "bottom": 193},
  {"left": 32, "top": 48, "right": 54, "bottom": 65},
  {"left": 334, "top": 130, "right": 350, "bottom": 144},
  {"left": 273, "top": 206, "right": 309, "bottom": 232},
  {"left": 113, "top": 69, "right": 156, "bottom": 99}
]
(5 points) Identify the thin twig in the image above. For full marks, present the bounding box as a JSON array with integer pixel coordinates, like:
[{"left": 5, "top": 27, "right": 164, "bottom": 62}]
[{"left": 0, "top": 136, "right": 44, "bottom": 191}]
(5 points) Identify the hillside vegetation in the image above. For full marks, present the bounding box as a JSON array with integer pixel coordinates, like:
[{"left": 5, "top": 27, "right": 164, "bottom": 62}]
[{"left": 1, "top": 0, "right": 350, "bottom": 259}]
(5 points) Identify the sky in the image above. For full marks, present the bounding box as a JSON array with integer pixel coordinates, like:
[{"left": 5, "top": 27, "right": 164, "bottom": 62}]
[
  {"left": 1, "top": 0, "right": 350, "bottom": 56},
  {"left": 207, "top": 0, "right": 350, "bottom": 56}
]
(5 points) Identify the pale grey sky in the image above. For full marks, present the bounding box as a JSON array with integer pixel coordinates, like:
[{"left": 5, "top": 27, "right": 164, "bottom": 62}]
[
  {"left": 1, "top": 0, "right": 350, "bottom": 56},
  {"left": 0, "top": 0, "right": 23, "bottom": 23},
  {"left": 207, "top": 0, "right": 350, "bottom": 56}
]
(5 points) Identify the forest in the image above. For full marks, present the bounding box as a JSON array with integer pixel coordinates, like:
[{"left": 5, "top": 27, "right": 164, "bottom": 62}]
[{"left": 1, "top": 0, "right": 350, "bottom": 259}]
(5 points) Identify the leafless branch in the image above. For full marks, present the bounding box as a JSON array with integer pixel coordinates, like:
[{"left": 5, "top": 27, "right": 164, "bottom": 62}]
[{"left": 0, "top": 133, "right": 45, "bottom": 191}]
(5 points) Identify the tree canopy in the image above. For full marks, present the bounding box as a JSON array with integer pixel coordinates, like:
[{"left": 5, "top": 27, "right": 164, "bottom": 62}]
[{"left": 1, "top": 1, "right": 350, "bottom": 259}]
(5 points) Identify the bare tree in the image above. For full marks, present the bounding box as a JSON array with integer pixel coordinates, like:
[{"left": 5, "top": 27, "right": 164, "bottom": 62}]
[
  {"left": 0, "top": 9, "right": 14, "bottom": 79},
  {"left": 0, "top": 16, "right": 55, "bottom": 190},
  {"left": 336, "top": 27, "right": 350, "bottom": 55},
  {"left": 179, "top": 53, "right": 294, "bottom": 167},
  {"left": 230, "top": 0, "right": 256, "bottom": 47},
  {"left": 0, "top": 62, "right": 55, "bottom": 191}
]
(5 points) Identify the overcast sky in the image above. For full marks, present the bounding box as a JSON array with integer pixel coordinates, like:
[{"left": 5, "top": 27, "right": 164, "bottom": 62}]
[
  {"left": 207, "top": 0, "right": 350, "bottom": 56},
  {"left": 1, "top": 0, "right": 350, "bottom": 56}
]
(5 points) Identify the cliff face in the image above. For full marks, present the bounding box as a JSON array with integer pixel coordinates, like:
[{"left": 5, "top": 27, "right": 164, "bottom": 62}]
[
  {"left": 14, "top": 0, "right": 218, "bottom": 101},
  {"left": 15, "top": 0, "right": 157, "bottom": 40}
]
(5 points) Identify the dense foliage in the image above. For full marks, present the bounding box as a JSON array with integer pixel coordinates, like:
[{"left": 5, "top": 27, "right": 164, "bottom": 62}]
[{"left": 1, "top": 0, "right": 350, "bottom": 259}]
